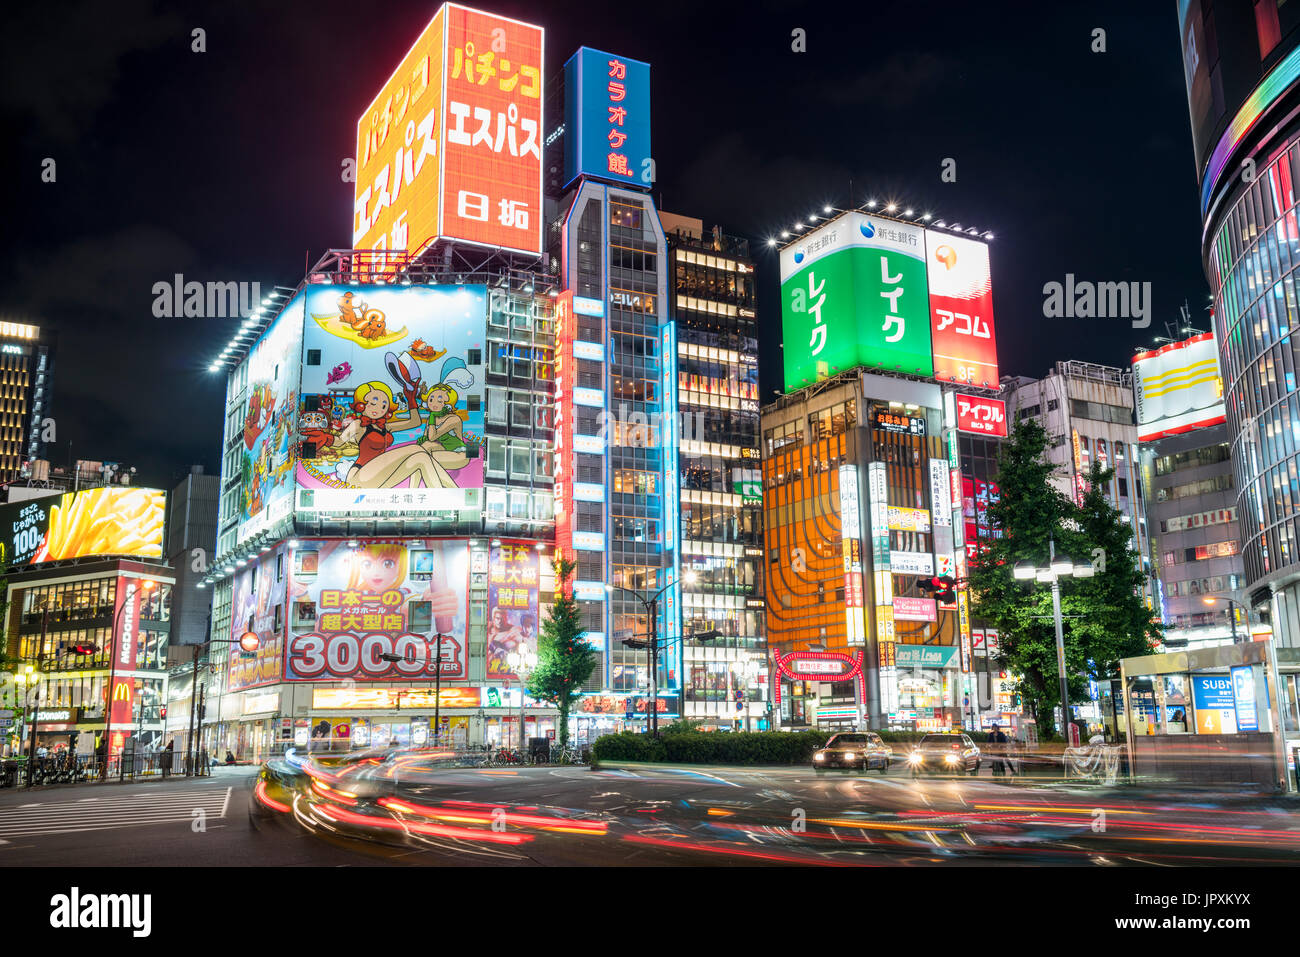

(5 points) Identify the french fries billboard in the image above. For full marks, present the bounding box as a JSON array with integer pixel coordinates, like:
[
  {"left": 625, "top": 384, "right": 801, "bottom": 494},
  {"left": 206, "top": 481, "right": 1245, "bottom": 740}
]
[{"left": 0, "top": 487, "right": 166, "bottom": 566}]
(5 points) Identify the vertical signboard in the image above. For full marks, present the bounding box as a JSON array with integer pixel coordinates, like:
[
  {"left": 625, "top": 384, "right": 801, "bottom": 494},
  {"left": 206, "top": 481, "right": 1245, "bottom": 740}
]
[
  {"left": 1230, "top": 665, "right": 1259, "bottom": 732},
  {"left": 924, "top": 230, "right": 999, "bottom": 387},
  {"left": 440, "top": 5, "right": 544, "bottom": 254},
  {"left": 228, "top": 545, "right": 287, "bottom": 692},
  {"left": 838, "top": 465, "right": 866, "bottom": 645},
  {"left": 564, "top": 47, "right": 652, "bottom": 187},
  {"left": 779, "top": 213, "right": 933, "bottom": 391},
  {"left": 868, "top": 461, "right": 896, "bottom": 712},
  {"left": 553, "top": 291, "right": 576, "bottom": 558},
  {"left": 109, "top": 578, "right": 140, "bottom": 736},
  {"left": 352, "top": 4, "right": 543, "bottom": 258},
  {"left": 354, "top": 6, "right": 447, "bottom": 256},
  {"left": 486, "top": 542, "right": 541, "bottom": 680}
]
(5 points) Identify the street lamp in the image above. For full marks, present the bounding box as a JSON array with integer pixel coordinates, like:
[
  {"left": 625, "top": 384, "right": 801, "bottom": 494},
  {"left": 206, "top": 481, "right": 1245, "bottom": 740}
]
[
  {"left": 506, "top": 644, "right": 538, "bottom": 750},
  {"left": 1013, "top": 539, "right": 1094, "bottom": 739},
  {"left": 16, "top": 666, "right": 40, "bottom": 786},
  {"left": 379, "top": 633, "right": 454, "bottom": 746},
  {"left": 605, "top": 570, "right": 698, "bottom": 736},
  {"left": 1203, "top": 596, "right": 1249, "bottom": 644},
  {"left": 184, "top": 629, "right": 260, "bottom": 774}
]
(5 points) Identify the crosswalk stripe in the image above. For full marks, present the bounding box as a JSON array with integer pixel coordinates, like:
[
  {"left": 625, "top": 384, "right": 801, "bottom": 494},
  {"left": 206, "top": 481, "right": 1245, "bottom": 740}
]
[{"left": 0, "top": 787, "right": 232, "bottom": 836}]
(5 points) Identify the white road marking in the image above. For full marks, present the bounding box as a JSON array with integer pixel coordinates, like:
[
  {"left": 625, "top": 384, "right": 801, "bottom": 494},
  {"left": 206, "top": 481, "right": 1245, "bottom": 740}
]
[{"left": 0, "top": 787, "right": 231, "bottom": 837}]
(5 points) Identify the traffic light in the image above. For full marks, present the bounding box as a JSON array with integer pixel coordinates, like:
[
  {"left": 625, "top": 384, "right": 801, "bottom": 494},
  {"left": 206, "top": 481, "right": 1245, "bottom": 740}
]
[
  {"left": 160, "top": 705, "right": 167, "bottom": 720},
  {"left": 917, "top": 576, "right": 956, "bottom": 603}
]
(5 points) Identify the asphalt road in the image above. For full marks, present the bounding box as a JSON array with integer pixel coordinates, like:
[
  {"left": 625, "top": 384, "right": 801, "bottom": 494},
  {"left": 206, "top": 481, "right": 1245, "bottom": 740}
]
[{"left": 4, "top": 761, "right": 1300, "bottom": 866}]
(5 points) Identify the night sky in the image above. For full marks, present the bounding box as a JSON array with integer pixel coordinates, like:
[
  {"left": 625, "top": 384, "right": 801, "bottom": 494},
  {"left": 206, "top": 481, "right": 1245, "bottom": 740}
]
[{"left": 1, "top": 0, "right": 1206, "bottom": 489}]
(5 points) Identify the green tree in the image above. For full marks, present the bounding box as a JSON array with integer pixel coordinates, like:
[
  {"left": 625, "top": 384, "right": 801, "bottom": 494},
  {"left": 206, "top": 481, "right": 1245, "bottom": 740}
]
[
  {"left": 969, "top": 421, "right": 1161, "bottom": 736},
  {"left": 1072, "top": 460, "right": 1163, "bottom": 677},
  {"left": 526, "top": 555, "right": 596, "bottom": 748}
]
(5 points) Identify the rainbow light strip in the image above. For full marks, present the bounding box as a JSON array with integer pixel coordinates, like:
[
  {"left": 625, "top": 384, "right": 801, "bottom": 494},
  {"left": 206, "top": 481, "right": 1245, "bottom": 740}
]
[{"left": 1202, "top": 41, "right": 1300, "bottom": 218}]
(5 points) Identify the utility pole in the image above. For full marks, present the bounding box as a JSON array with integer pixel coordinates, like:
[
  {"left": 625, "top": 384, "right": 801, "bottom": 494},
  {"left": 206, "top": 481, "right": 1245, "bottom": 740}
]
[{"left": 186, "top": 644, "right": 200, "bottom": 775}]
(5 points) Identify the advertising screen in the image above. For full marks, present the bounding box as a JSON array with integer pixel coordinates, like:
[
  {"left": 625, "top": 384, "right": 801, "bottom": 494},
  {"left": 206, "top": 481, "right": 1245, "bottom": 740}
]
[
  {"left": 295, "top": 284, "right": 486, "bottom": 515},
  {"left": 486, "top": 542, "right": 541, "bottom": 680},
  {"left": 238, "top": 293, "right": 303, "bottom": 544},
  {"left": 354, "top": 3, "right": 543, "bottom": 257},
  {"left": 285, "top": 539, "right": 469, "bottom": 682},
  {"left": 1131, "top": 332, "right": 1225, "bottom": 441},
  {"left": 780, "top": 212, "right": 933, "bottom": 391},
  {"left": 564, "top": 47, "right": 651, "bottom": 188},
  {"left": 925, "top": 230, "right": 998, "bottom": 387},
  {"left": 955, "top": 393, "right": 1008, "bottom": 436},
  {"left": 227, "top": 544, "right": 288, "bottom": 692},
  {"left": 0, "top": 487, "right": 166, "bottom": 566}
]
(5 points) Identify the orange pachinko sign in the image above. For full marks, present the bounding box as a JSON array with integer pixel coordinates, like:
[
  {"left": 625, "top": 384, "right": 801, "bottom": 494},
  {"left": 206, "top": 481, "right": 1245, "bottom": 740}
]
[
  {"left": 352, "top": 3, "right": 543, "bottom": 259},
  {"left": 440, "top": 4, "right": 543, "bottom": 254},
  {"left": 355, "top": 6, "right": 447, "bottom": 257}
]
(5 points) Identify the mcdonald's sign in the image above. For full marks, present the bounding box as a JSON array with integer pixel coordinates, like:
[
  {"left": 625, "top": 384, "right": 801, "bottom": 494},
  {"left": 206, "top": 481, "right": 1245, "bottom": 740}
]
[{"left": 109, "top": 677, "right": 134, "bottom": 727}]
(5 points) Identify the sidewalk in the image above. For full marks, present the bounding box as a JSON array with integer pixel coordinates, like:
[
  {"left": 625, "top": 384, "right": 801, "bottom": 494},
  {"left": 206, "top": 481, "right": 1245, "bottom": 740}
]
[{"left": 1, "top": 763, "right": 260, "bottom": 793}]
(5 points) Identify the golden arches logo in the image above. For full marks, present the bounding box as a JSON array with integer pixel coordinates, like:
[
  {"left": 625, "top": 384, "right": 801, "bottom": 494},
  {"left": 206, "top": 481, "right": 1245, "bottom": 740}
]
[{"left": 111, "top": 681, "right": 132, "bottom": 702}]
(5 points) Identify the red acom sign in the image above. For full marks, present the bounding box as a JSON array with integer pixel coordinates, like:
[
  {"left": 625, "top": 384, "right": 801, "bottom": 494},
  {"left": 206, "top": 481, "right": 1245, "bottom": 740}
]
[
  {"left": 955, "top": 393, "right": 1007, "bottom": 437},
  {"left": 771, "top": 650, "right": 865, "bottom": 710}
]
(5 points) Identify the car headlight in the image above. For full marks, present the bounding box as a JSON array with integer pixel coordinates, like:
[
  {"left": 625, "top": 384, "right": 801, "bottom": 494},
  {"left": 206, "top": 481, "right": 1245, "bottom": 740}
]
[
  {"left": 842, "top": 752, "right": 856, "bottom": 760},
  {"left": 908, "top": 752, "right": 923, "bottom": 764},
  {"left": 814, "top": 753, "right": 824, "bottom": 761},
  {"left": 944, "top": 753, "right": 960, "bottom": 764}
]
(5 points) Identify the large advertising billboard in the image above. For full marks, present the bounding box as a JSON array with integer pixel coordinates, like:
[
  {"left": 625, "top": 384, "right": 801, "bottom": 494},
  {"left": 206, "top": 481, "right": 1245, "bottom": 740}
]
[
  {"left": 295, "top": 283, "right": 486, "bottom": 515},
  {"left": 239, "top": 293, "right": 303, "bottom": 544},
  {"left": 486, "top": 541, "right": 541, "bottom": 680},
  {"left": 780, "top": 212, "right": 934, "bottom": 390},
  {"left": 925, "top": 230, "right": 999, "bottom": 387},
  {"left": 1131, "top": 332, "right": 1225, "bottom": 441},
  {"left": 285, "top": 539, "right": 469, "bottom": 682},
  {"left": 564, "top": 47, "right": 651, "bottom": 188},
  {"left": 0, "top": 487, "right": 166, "bottom": 566},
  {"left": 353, "top": 3, "right": 543, "bottom": 257},
  {"left": 227, "top": 544, "right": 288, "bottom": 693}
]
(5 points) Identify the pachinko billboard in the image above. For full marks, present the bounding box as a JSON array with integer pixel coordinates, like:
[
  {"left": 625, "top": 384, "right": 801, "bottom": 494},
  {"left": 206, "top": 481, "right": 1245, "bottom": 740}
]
[
  {"left": 296, "top": 284, "right": 486, "bottom": 516},
  {"left": 285, "top": 539, "right": 469, "bottom": 681},
  {"left": 485, "top": 542, "right": 540, "bottom": 680},
  {"left": 227, "top": 544, "right": 288, "bottom": 692},
  {"left": 238, "top": 294, "right": 304, "bottom": 544}
]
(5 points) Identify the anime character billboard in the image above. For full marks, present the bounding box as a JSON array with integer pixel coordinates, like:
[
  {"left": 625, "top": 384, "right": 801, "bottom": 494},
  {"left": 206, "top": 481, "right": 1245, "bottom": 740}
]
[
  {"left": 296, "top": 284, "right": 486, "bottom": 515},
  {"left": 285, "top": 539, "right": 469, "bottom": 681},
  {"left": 485, "top": 542, "right": 540, "bottom": 680},
  {"left": 227, "top": 543, "right": 288, "bottom": 692},
  {"left": 238, "top": 294, "right": 304, "bottom": 542}
]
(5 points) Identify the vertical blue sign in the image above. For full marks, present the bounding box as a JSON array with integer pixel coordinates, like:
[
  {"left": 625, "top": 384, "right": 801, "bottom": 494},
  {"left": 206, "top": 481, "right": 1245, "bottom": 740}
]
[
  {"left": 1230, "top": 665, "right": 1259, "bottom": 732},
  {"left": 564, "top": 47, "right": 652, "bottom": 187}
]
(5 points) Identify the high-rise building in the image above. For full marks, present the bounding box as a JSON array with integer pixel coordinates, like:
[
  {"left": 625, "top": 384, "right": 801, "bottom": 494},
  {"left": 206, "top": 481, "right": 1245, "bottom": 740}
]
[
  {"left": 661, "top": 212, "right": 766, "bottom": 730},
  {"left": 0, "top": 322, "right": 55, "bottom": 485},
  {"left": 762, "top": 203, "right": 1005, "bottom": 733},
  {"left": 1131, "top": 332, "right": 1247, "bottom": 648},
  {"left": 1003, "top": 360, "right": 1153, "bottom": 603},
  {"left": 1179, "top": 2, "right": 1300, "bottom": 649}
]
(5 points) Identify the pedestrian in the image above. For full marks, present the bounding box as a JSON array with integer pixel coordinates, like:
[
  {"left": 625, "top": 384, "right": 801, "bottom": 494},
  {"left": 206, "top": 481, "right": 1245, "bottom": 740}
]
[
  {"left": 224, "top": 749, "right": 236, "bottom": 765},
  {"left": 161, "top": 738, "right": 174, "bottom": 778},
  {"left": 989, "top": 723, "right": 1010, "bottom": 775}
]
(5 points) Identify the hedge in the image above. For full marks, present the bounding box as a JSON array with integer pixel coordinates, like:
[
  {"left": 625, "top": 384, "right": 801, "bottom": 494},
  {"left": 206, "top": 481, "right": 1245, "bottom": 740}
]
[{"left": 591, "top": 727, "right": 1000, "bottom": 766}]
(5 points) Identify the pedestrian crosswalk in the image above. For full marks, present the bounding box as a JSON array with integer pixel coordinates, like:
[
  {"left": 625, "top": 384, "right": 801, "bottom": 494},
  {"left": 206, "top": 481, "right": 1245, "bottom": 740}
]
[{"left": 0, "top": 787, "right": 231, "bottom": 837}]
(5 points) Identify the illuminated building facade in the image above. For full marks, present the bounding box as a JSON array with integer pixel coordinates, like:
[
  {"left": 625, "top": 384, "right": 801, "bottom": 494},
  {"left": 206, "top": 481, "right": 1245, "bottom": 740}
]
[
  {"left": 0, "top": 322, "right": 55, "bottom": 486},
  {"left": 1180, "top": 2, "right": 1300, "bottom": 668},
  {"left": 761, "top": 372, "right": 962, "bottom": 732},
  {"left": 661, "top": 213, "right": 766, "bottom": 730}
]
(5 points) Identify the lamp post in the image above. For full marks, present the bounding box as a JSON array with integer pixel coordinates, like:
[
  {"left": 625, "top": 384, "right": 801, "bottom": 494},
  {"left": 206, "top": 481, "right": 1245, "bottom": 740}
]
[
  {"left": 186, "top": 630, "right": 260, "bottom": 771},
  {"left": 1013, "top": 538, "right": 1094, "bottom": 740},
  {"left": 1203, "top": 596, "right": 1248, "bottom": 644},
  {"left": 606, "top": 571, "right": 698, "bottom": 736},
  {"left": 379, "top": 633, "right": 453, "bottom": 746},
  {"left": 17, "top": 666, "right": 39, "bottom": 786},
  {"left": 506, "top": 644, "right": 537, "bottom": 750}
]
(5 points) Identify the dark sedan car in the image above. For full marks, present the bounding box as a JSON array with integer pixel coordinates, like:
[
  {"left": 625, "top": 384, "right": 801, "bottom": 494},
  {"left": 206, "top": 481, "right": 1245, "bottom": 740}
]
[
  {"left": 906, "top": 733, "right": 981, "bottom": 775},
  {"left": 813, "top": 732, "right": 892, "bottom": 773}
]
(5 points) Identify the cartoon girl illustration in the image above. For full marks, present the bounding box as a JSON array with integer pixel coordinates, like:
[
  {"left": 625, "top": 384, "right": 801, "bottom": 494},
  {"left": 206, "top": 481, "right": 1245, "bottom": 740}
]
[
  {"left": 337, "top": 542, "right": 461, "bottom": 627},
  {"left": 386, "top": 354, "right": 479, "bottom": 473},
  {"left": 299, "top": 381, "right": 457, "bottom": 489}
]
